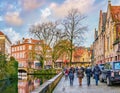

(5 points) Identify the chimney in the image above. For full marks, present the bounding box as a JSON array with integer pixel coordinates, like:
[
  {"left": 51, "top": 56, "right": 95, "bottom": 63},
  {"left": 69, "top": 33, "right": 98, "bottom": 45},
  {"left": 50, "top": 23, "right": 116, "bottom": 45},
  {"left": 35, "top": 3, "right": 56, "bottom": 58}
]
[
  {"left": 22, "top": 37, "right": 25, "bottom": 43},
  {"left": 108, "top": 0, "right": 111, "bottom": 5}
]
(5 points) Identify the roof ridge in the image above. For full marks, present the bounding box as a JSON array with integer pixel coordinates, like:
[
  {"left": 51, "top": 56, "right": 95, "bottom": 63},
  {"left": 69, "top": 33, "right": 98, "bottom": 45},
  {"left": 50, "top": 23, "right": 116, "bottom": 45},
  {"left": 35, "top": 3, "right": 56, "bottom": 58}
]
[{"left": 0, "top": 31, "right": 4, "bottom": 35}]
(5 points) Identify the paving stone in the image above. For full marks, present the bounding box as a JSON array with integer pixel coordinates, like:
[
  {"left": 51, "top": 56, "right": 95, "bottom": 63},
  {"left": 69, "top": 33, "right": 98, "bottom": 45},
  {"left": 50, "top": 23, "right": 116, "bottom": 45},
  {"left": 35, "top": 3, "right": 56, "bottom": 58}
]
[{"left": 53, "top": 74, "right": 120, "bottom": 93}]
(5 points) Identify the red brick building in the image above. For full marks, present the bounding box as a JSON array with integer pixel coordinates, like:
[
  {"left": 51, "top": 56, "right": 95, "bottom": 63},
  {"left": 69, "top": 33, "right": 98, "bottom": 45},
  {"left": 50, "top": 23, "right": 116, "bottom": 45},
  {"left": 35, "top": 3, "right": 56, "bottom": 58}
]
[{"left": 11, "top": 38, "right": 42, "bottom": 69}]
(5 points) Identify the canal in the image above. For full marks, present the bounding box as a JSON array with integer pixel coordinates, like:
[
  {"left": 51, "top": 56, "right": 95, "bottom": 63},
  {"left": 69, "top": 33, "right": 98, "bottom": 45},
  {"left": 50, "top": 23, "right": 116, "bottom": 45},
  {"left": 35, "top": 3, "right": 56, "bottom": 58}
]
[{"left": 0, "top": 75, "right": 55, "bottom": 93}]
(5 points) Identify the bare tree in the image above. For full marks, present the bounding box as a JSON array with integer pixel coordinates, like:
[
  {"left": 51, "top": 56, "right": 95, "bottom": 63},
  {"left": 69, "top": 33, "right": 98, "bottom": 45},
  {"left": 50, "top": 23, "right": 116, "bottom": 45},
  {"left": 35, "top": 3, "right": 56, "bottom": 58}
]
[
  {"left": 29, "top": 21, "right": 63, "bottom": 68},
  {"left": 52, "top": 39, "right": 71, "bottom": 68},
  {"left": 62, "top": 8, "right": 88, "bottom": 66}
]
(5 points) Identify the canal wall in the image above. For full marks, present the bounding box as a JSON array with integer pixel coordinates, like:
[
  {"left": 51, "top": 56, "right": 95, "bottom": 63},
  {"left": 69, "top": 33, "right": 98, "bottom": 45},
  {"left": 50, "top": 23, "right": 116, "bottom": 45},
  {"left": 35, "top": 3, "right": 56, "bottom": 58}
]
[{"left": 31, "top": 72, "right": 63, "bottom": 93}]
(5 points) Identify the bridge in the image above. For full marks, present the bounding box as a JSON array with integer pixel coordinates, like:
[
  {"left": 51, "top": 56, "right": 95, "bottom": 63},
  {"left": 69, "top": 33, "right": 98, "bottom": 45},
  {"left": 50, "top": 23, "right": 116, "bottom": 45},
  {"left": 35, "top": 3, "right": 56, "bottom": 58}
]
[
  {"left": 18, "top": 67, "right": 34, "bottom": 74},
  {"left": 55, "top": 61, "right": 93, "bottom": 68}
]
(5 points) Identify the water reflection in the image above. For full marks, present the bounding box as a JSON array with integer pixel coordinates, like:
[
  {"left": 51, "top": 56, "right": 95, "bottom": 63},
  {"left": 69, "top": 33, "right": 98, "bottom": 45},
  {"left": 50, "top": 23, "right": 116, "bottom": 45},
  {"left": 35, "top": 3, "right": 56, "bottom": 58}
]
[{"left": 0, "top": 75, "right": 54, "bottom": 93}]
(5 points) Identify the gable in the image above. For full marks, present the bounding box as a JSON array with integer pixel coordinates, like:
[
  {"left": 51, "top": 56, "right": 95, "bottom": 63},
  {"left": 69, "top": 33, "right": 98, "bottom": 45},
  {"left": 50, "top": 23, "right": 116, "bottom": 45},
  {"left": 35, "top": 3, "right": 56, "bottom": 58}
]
[{"left": 110, "top": 6, "right": 120, "bottom": 22}]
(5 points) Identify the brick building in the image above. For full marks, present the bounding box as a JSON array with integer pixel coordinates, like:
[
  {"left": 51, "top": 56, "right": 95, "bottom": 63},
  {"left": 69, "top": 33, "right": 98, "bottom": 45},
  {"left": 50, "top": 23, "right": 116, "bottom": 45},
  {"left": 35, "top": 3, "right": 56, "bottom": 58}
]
[
  {"left": 93, "top": 0, "right": 120, "bottom": 64},
  {"left": 11, "top": 38, "right": 42, "bottom": 69}
]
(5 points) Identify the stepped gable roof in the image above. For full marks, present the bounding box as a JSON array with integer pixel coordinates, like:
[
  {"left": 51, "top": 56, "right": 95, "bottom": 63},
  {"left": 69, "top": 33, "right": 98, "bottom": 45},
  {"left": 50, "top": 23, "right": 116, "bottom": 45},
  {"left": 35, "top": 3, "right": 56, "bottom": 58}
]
[
  {"left": 102, "top": 13, "right": 107, "bottom": 26},
  {"left": 101, "top": 12, "right": 107, "bottom": 32},
  {"left": 110, "top": 6, "right": 120, "bottom": 22},
  {"left": 0, "top": 31, "right": 4, "bottom": 35}
]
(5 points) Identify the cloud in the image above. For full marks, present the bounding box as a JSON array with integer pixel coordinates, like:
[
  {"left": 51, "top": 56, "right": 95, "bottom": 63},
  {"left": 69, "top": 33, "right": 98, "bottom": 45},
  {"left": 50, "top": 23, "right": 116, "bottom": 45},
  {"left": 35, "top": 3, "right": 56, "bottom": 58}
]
[
  {"left": 112, "top": 0, "right": 120, "bottom": 5},
  {"left": 20, "top": 0, "right": 44, "bottom": 11},
  {"left": 2, "top": 28, "right": 21, "bottom": 43},
  {"left": 0, "top": 16, "right": 3, "bottom": 21},
  {"left": 4, "top": 11, "right": 23, "bottom": 26},
  {"left": 40, "top": 8, "right": 51, "bottom": 22},
  {"left": 49, "top": 0, "right": 95, "bottom": 18}
]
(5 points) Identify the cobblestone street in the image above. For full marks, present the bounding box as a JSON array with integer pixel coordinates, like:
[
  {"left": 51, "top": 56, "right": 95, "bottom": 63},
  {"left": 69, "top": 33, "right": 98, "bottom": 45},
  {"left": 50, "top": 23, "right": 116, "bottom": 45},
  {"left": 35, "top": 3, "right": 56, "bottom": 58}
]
[{"left": 53, "top": 75, "right": 120, "bottom": 93}]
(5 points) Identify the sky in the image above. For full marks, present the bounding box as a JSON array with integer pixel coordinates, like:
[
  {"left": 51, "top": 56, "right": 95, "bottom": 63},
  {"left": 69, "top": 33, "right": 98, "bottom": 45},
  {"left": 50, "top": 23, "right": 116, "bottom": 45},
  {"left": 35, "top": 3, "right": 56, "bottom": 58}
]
[{"left": 0, "top": 0, "right": 120, "bottom": 47}]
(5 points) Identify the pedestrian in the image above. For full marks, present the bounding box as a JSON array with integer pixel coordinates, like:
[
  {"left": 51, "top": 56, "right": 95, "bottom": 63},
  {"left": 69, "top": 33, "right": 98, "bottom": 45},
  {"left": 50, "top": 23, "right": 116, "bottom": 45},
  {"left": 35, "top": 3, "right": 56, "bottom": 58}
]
[
  {"left": 85, "top": 66, "right": 92, "bottom": 86},
  {"left": 64, "top": 68, "right": 69, "bottom": 80},
  {"left": 75, "top": 66, "right": 79, "bottom": 77},
  {"left": 93, "top": 64, "right": 101, "bottom": 86},
  {"left": 77, "top": 67, "right": 84, "bottom": 86},
  {"left": 68, "top": 66, "right": 75, "bottom": 86},
  {"left": 81, "top": 66, "right": 85, "bottom": 72}
]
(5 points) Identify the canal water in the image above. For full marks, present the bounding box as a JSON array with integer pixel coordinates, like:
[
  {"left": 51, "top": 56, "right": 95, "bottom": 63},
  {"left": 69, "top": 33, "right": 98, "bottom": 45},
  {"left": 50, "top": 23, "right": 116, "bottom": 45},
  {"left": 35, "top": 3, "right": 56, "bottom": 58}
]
[{"left": 0, "top": 75, "right": 55, "bottom": 93}]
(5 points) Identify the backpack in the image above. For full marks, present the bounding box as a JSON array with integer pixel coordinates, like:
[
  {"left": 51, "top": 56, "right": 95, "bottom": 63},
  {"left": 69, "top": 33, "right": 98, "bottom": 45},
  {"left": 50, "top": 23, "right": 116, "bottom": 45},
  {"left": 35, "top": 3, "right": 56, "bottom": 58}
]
[
  {"left": 78, "top": 69, "right": 84, "bottom": 78},
  {"left": 94, "top": 66, "right": 101, "bottom": 75},
  {"left": 69, "top": 69, "right": 74, "bottom": 77}
]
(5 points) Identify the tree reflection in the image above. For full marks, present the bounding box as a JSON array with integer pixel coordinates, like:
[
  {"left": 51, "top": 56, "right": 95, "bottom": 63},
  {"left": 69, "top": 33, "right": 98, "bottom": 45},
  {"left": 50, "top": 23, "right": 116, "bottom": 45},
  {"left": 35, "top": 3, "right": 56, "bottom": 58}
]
[{"left": 0, "top": 75, "right": 55, "bottom": 93}]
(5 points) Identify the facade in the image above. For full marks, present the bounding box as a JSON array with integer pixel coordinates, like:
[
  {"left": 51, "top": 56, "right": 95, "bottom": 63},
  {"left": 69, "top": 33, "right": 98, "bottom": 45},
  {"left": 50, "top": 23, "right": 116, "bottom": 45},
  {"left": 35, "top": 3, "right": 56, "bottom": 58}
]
[
  {"left": 93, "top": 1, "right": 120, "bottom": 64},
  {"left": 55, "top": 46, "right": 92, "bottom": 68},
  {"left": 79, "top": 48, "right": 91, "bottom": 62},
  {"left": 11, "top": 38, "right": 43, "bottom": 69},
  {"left": 72, "top": 47, "right": 92, "bottom": 66},
  {"left": 93, "top": 11, "right": 106, "bottom": 64},
  {"left": 0, "top": 31, "right": 11, "bottom": 56}
]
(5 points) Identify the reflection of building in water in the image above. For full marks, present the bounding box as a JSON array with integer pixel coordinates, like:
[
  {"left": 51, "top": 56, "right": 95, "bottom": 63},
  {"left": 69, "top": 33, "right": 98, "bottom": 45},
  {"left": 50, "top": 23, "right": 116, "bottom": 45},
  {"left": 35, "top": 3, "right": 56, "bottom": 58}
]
[
  {"left": 28, "top": 80, "right": 34, "bottom": 93},
  {"left": 18, "top": 75, "right": 42, "bottom": 93},
  {"left": 34, "top": 79, "right": 40, "bottom": 88},
  {"left": 18, "top": 80, "right": 29, "bottom": 93}
]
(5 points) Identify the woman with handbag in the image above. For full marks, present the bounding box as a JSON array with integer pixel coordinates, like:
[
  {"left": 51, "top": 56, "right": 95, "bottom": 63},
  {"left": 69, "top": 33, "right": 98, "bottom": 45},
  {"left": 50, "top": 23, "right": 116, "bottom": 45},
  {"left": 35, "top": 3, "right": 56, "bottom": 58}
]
[
  {"left": 64, "top": 68, "right": 69, "bottom": 80},
  {"left": 77, "top": 67, "right": 84, "bottom": 86}
]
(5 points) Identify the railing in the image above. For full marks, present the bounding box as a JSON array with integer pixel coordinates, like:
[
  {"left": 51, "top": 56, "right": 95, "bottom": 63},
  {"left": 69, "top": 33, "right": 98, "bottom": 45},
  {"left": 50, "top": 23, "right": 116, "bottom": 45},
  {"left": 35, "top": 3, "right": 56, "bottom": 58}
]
[{"left": 31, "top": 72, "right": 63, "bottom": 93}]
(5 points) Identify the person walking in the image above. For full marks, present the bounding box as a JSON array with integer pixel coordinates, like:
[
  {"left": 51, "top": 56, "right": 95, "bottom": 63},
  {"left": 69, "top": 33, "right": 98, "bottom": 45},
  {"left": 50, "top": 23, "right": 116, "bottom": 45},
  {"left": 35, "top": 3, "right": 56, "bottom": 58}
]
[
  {"left": 64, "top": 68, "right": 69, "bottom": 80},
  {"left": 75, "top": 66, "right": 79, "bottom": 77},
  {"left": 85, "top": 66, "right": 92, "bottom": 86},
  {"left": 77, "top": 67, "right": 84, "bottom": 86},
  {"left": 68, "top": 66, "right": 75, "bottom": 86},
  {"left": 93, "top": 64, "right": 101, "bottom": 86}
]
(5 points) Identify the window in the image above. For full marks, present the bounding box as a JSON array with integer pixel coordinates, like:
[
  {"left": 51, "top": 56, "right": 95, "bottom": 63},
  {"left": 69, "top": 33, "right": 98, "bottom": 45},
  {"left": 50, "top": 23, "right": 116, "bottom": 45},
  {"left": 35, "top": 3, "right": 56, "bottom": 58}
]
[
  {"left": 20, "top": 46, "right": 22, "bottom": 50},
  {"left": 17, "top": 46, "right": 19, "bottom": 51},
  {"left": 14, "top": 54, "right": 16, "bottom": 58},
  {"left": 12, "top": 48, "right": 14, "bottom": 52},
  {"left": 118, "top": 55, "right": 120, "bottom": 60},
  {"left": 19, "top": 63, "right": 22, "bottom": 67},
  {"left": 107, "top": 37, "right": 109, "bottom": 51},
  {"left": 14, "top": 47, "right": 16, "bottom": 51},
  {"left": 110, "top": 57, "right": 112, "bottom": 61},
  {"left": 114, "top": 62, "right": 120, "bottom": 70},
  {"left": 23, "top": 45, "right": 25, "bottom": 50},
  {"left": 115, "top": 56, "right": 117, "bottom": 61},
  {"left": 20, "top": 52, "right": 22, "bottom": 58},
  {"left": 29, "top": 45, "right": 32, "bottom": 50}
]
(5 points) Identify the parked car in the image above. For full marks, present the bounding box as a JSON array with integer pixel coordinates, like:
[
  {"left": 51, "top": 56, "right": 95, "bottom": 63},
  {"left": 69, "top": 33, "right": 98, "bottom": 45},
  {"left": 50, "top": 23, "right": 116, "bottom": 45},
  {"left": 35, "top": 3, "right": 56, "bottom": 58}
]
[
  {"left": 99, "top": 61, "right": 120, "bottom": 86},
  {"left": 98, "top": 63, "right": 104, "bottom": 71}
]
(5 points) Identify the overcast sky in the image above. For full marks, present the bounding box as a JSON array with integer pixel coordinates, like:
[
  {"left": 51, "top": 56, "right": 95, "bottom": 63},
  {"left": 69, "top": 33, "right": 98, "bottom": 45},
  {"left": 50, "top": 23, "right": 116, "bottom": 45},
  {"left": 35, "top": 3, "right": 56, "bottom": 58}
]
[{"left": 0, "top": 0, "right": 120, "bottom": 47}]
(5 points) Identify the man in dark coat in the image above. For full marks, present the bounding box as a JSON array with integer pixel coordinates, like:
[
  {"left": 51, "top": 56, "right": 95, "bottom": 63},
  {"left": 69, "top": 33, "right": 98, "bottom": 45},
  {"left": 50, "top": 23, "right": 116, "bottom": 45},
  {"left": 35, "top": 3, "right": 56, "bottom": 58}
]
[
  {"left": 85, "top": 66, "right": 92, "bottom": 86},
  {"left": 68, "top": 67, "right": 75, "bottom": 86},
  {"left": 93, "top": 64, "right": 101, "bottom": 86}
]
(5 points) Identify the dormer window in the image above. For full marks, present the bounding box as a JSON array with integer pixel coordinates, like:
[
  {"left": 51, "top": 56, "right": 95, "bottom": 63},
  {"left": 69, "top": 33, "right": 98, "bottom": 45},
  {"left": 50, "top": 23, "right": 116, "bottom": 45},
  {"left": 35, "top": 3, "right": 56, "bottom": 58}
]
[{"left": 29, "top": 45, "right": 32, "bottom": 50}]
